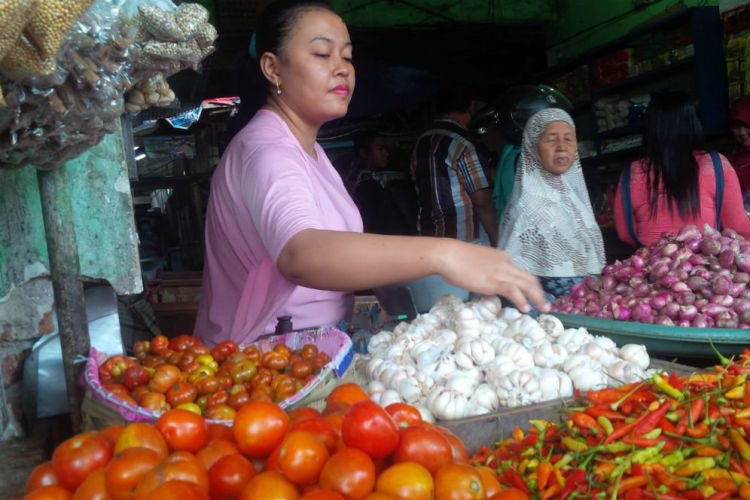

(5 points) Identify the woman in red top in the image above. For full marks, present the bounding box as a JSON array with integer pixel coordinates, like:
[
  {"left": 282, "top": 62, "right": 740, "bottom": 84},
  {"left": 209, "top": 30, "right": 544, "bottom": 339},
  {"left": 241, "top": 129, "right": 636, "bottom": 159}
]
[{"left": 614, "top": 91, "right": 750, "bottom": 247}]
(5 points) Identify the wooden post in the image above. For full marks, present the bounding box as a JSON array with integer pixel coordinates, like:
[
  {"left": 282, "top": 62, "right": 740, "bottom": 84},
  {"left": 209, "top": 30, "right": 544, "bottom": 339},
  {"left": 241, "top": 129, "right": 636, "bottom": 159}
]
[{"left": 37, "top": 167, "right": 90, "bottom": 433}]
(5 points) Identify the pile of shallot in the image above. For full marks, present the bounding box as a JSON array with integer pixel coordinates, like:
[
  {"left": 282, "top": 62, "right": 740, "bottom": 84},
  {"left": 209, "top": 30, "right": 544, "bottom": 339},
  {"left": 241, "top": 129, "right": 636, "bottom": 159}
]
[
  {"left": 361, "top": 295, "right": 653, "bottom": 421},
  {"left": 553, "top": 224, "right": 750, "bottom": 329}
]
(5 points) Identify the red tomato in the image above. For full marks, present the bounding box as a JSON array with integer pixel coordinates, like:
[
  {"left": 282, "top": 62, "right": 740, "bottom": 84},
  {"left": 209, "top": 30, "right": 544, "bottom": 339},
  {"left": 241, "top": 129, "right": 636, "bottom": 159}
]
[
  {"left": 105, "top": 447, "right": 162, "bottom": 500},
  {"left": 385, "top": 403, "right": 423, "bottom": 428},
  {"left": 326, "top": 383, "right": 370, "bottom": 406},
  {"left": 434, "top": 426, "right": 469, "bottom": 462},
  {"left": 488, "top": 488, "right": 530, "bottom": 500},
  {"left": 134, "top": 451, "right": 209, "bottom": 497},
  {"left": 208, "top": 453, "right": 256, "bottom": 499},
  {"left": 289, "top": 417, "right": 338, "bottom": 453},
  {"left": 99, "top": 425, "right": 125, "bottom": 447},
  {"left": 52, "top": 431, "right": 112, "bottom": 490},
  {"left": 166, "top": 383, "right": 198, "bottom": 407},
  {"left": 115, "top": 423, "right": 169, "bottom": 459},
  {"left": 288, "top": 407, "right": 320, "bottom": 424},
  {"left": 168, "top": 334, "right": 196, "bottom": 352},
  {"left": 318, "top": 447, "right": 376, "bottom": 499},
  {"left": 140, "top": 392, "right": 170, "bottom": 413},
  {"left": 143, "top": 480, "right": 209, "bottom": 500},
  {"left": 233, "top": 401, "right": 289, "bottom": 457},
  {"left": 24, "top": 485, "right": 72, "bottom": 500},
  {"left": 122, "top": 364, "right": 150, "bottom": 390},
  {"left": 434, "top": 463, "right": 485, "bottom": 500},
  {"left": 342, "top": 401, "right": 399, "bottom": 459},
  {"left": 150, "top": 335, "right": 169, "bottom": 354},
  {"left": 25, "top": 462, "right": 59, "bottom": 493},
  {"left": 211, "top": 340, "right": 238, "bottom": 363},
  {"left": 376, "top": 462, "right": 434, "bottom": 500},
  {"left": 196, "top": 438, "right": 240, "bottom": 470},
  {"left": 238, "top": 471, "right": 299, "bottom": 500},
  {"left": 204, "top": 404, "right": 236, "bottom": 421},
  {"left": 276, "top": 431, "right": 330, "bottom": 485},
  {"left": 363, "top": 494, "right": 398, "bottom": 500},
  {"left": 148, "top": 365, "right": 181, "bottom": 393},
  {"left": 156, "top": 409, "right": 209, "bottom": 453},
  {"left": 393, "top": 425, "right": 453, "bottom": 475},
  {"left": 206, "top": 423, "right": 235, "bottom": 442},
  {"left": 474, "top": 466, "right": 502, "bottom": 498},
  {"left": 300, "top": 490, "right": 345, "bottom": 500},
  {"left": 71, "top": 468, "right": 108, "bottom": 500}
]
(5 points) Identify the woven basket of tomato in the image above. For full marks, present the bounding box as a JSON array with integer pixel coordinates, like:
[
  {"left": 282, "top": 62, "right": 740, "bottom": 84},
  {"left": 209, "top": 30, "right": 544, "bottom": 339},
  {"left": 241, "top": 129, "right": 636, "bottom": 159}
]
[{"left": 83, "top": 327, "right": 353, "bottom": 425}]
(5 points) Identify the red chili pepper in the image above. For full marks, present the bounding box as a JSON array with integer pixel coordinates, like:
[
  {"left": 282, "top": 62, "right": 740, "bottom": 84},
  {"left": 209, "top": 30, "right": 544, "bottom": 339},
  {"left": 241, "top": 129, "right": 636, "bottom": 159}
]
[
  {"left": 572, "top": 411, "right": 604, "bottom": 434},
  {"left": 633, "top": 401, "right": 672, "bottom": 436},
  {"left": 668, "top": 371, "right": 686, "bottom": 390},
  {"left": 708, "top": 404, "right": 721, "bottom": 421},
  {"left": 685, "top": 423, "right": 710, "bottom": 439},
  {"left": 659, "top": 417, "right": 679, "bottom": 435},
  {"left": 731, "top": 457, "right": 746, "bottom": 476},
  {"left": 682, "top": 490, "right": 707, "bottom": 500},
  {"left": 586, "top": 406, "right": 626, "bottom": 420},
  {"left": 603, "top": 419, "right": 639, "bottom": 445},
  {"left": 560, "top": 469, "right": 586, "bottom": 500},
  {"left": 502, "top": 468, "right": 530, "bottom": 496},
  {"left": 708, "top": 492, "right": 732, "bottom": 500},
  {"left": 622, "top": 436, "right": 665, "bottom": 447},
  {"left": 679, "top": 398, "right": 705, "bottom": 428},
  {"left": 537, "top": 461, "right": 553, "bottom": 491}
]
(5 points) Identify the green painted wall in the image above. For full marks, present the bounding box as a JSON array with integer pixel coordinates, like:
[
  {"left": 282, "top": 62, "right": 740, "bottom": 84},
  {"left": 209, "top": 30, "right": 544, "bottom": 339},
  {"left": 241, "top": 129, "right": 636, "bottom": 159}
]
[
  {"left": 332, "top": 0, "right": 554, "bottom": 27},
  {"left": 548, "top": 0, "right": 719, "bottom": 66},
  {"left": 0, "top": 127, "right": 142, "bottom": 299}
]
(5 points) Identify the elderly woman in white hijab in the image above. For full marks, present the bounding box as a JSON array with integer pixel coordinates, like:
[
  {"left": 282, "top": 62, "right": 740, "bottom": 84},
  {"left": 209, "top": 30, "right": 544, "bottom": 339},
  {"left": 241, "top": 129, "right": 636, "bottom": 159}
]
[{"left": 497, "top": 108, "right": 605, "bottom": 301}]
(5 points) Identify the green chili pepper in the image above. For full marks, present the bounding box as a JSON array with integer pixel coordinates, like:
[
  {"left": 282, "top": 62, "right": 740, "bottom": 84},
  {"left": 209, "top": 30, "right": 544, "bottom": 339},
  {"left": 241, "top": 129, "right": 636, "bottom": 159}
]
[
  {"left": 601, "top": 442, "right": 632, "bottom": 454},
  {"left": 643, "top": 428, "right": 662, "bottom": 439},
  {"left": 660, "top": 451, "right": 685, "bottom": 467},
  {"left": 555, "top": 453, "right": 574, "bottom": 468},
  {"left": 597, "top": 416, "right": 614, "bottom": 436},
  {"left": 562, "top": 436, "right": 588, "bottom": 453},
  {"left": 709, "top": 338, "right": 733, "bottom": 367},
  {"left": 632, "top": 442, "right": 665, "bottom": 464},
  {"left": 652, "top": 373, "right": 685, "bottom": 400},
  {"left": 665, "top": 411, "right": 680, "bottom": 422}
]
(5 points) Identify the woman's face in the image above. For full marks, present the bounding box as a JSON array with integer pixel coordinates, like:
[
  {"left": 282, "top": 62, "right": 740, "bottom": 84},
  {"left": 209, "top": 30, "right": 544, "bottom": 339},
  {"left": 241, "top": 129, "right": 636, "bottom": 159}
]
[
  {"left": 274, "top": 8, "right": 355, "bottom": 125},
  {"left": 537, "top": 121, "right": 577, "bottom": 175},
  {"left": 732, "top": 123, "right": 750, "bottom": 150}
]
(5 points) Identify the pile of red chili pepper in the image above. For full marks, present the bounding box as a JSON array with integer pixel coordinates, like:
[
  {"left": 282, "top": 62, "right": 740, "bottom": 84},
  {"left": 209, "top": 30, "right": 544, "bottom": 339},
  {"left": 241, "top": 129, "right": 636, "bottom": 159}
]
[{"left": 472, "top": 349, "right": 750, "bottom": 499}]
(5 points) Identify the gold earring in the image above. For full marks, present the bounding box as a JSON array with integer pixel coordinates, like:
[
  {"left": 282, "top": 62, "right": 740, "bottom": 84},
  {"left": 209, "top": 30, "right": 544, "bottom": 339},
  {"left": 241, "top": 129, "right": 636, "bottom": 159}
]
[{"left": 276, "top": 81, "right": 281, "bottom": 95}]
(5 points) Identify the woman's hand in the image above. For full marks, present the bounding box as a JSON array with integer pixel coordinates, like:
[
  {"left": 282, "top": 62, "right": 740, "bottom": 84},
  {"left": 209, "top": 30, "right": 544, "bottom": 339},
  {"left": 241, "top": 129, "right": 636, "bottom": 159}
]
[{"left": 435, "top": 239, "right": 550, "bottom": 313}]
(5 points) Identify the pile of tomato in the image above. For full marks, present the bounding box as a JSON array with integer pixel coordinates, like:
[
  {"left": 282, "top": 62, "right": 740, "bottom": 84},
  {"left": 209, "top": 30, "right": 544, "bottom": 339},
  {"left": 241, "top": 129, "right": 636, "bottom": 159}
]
[
  {"left": 98, "top": 334, "right": 331, "bottom": 419},
  {"left": 23, "top": 383, "right": 524, "bottom": 500}
]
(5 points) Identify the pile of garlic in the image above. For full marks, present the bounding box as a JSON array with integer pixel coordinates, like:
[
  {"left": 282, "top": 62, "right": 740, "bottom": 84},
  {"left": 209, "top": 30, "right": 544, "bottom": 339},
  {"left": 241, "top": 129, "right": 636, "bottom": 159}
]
[{"left": 362, "top": 295, "right": 653, "bottom": 422}]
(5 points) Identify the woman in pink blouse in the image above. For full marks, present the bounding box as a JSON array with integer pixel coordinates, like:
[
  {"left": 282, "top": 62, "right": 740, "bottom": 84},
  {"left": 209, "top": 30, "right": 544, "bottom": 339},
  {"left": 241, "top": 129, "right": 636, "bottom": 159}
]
[
  {"left": 195, "top": 0, "right": 547, "bottom": 346},
  {"left": 614, "top": 91, "right": 750, "bottom": 248}
]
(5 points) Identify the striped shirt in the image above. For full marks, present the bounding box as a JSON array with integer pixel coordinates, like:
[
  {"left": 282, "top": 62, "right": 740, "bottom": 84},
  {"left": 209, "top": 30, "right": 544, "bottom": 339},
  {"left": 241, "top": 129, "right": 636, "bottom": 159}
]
[{"left": 411, "top": 119, "right": 493, "bottom": 243}]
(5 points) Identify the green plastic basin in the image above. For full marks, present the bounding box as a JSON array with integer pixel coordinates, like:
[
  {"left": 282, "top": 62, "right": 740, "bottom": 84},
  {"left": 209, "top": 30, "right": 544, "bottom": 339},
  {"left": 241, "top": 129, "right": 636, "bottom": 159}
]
[{"left": 552, "top": 313, "right": 749, "bottom": 359}]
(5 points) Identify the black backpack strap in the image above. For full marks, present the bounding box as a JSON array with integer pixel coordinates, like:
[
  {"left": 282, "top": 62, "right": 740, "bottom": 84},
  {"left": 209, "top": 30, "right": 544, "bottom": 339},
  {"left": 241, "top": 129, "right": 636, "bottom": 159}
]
[
  {"left": 621, "top": 163, "right": 643, "bottom": 247},
  {"left": 710, "top": 151, "right": 724, "bottom": 231}
]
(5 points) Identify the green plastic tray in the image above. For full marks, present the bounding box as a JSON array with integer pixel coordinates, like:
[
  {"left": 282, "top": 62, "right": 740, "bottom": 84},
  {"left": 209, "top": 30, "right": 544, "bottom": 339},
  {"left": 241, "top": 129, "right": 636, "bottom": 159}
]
[{"left": 552, "top": 313, "right": 749, "bottom": 359}]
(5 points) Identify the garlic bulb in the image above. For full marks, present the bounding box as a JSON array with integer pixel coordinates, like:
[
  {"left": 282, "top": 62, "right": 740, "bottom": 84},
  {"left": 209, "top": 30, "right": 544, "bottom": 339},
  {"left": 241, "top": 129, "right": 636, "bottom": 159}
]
[
  {"left": 379, "top": 389, "right": 403, "bottom": 407},
  {"left": 558, "top": 327, "right": 592, "bottom": 354},
  {"left": 592, "top": 335, "right": 618, "bottom": 352},
  {"left": 495, "top": 342, "right": 534, "bottom": 369},
  {"left": 535, "top": 367, "right": 574, "bottom": 401},
  {"left": 455, "top": 339, "right": 495, "bottom": 367},
  {"left": 426, "top": 387, "right": 470, "bottom": 420},
  {"left": 490, "top": 335, "right": 515, "bottom": 353},
  {"left": 398, "top": 377, "right": 428, "bottom": 404},
  {"left": 413, "top": 404, "right": 435, "bottom": 423},
  {"left": 485, "top": 355, "right": 518, "bottom": 387},
  {"left": 420, "top": 352, "right": 458, "bottom": 381},
  {"left": 431, "top": 328, "right": 458, "bottom": 347},
  {"left": 607, "top": 360, "right": 646, "bottom": 385},
  {"left": 367, "top": 380, "right": 386, "bottom": 396},
  {"left": 494, "top": 370, "right": 543, "bottom": 408},
  {"left": 499, "top": 307, "right": 522, "bottom": 323},
  {"left": 444, "top": 370, "right": 481, "bottom": 397},
  {"left": 533, "top": 341, "right": 568, "bottom": 369},
  {"left": 367, "top": 331, "right": 393, "bottom": 355},
  {"left": 619, "top": 344, "right": 650, "bottom": 371},
  {"left": 563, "top": 354, "right": 596, "bottom": 374},
  {"left": 413, "top": 342, "right": 445, "bottom": 368},
  {"left": 537, "top": 314, "right": 564, "bottom": 338},
  {"left": 468, "top": 383, "right": 500, "bottom": 414},
  {"left": 568, "top": 365, "right": 608, "bottom": 392}
]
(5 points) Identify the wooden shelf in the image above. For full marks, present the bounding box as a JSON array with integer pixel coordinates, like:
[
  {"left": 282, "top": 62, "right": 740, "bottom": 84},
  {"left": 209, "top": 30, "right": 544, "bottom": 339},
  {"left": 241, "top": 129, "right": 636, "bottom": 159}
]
[{"left": 592, "top": 57, "right": 694, "bottom": 98}]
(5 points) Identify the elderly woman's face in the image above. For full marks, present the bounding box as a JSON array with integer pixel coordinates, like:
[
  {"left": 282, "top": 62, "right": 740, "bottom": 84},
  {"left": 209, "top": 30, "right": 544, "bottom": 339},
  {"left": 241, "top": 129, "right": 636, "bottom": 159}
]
[
  {"left": 732, "top": 123, "right": 750, "bottom": 150},
  {"left": 275, "top": 8, "right": 355, "bottom": 125},
  {"left": 537, "top": 121, "right": 577, "bottom": 175}
]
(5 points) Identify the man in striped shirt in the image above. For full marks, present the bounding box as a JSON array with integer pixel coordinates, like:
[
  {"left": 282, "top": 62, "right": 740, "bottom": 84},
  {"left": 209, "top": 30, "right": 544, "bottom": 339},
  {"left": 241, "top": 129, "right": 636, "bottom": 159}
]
[{"left": 411, "top": 85, "right": 498, "bottom": 247}]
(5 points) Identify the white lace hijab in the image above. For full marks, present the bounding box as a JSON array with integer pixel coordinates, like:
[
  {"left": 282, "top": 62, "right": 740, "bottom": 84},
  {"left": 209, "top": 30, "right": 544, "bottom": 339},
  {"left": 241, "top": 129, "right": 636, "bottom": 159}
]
[{"left": 497, "top": 108, "right": 605, "bottom": 277}]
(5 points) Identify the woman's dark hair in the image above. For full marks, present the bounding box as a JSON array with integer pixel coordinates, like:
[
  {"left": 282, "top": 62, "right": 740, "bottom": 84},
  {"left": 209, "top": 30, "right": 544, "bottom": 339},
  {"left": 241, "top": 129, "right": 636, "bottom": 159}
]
[
  {"left": 227, "top": 0, "right": 336, "bottom": 139},
  {"left": 255, "top": 0, "right": 335, "bottom": 59},
  {"left": 642, "top": 91, "right": 704, "bottom": 219}
]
